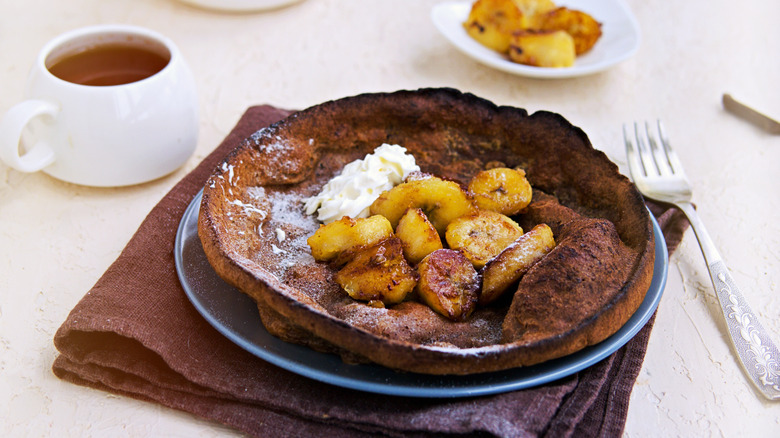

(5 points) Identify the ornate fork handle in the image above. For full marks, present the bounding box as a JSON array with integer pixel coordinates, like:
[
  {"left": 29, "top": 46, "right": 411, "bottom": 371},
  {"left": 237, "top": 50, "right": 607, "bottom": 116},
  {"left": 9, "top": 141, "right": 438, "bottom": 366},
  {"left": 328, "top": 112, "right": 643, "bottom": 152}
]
[{"left": 676, "top": 201, "right": 780, "bottom": 400}]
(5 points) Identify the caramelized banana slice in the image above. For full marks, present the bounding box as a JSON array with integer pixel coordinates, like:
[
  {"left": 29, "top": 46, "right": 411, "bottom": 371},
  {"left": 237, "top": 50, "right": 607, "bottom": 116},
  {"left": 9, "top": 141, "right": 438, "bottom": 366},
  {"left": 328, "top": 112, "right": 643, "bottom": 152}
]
[
  {"left": 445, "top": 210, "right": 524, "bottom": 269},
  {"left": 369, "top": 174, "right": 475, "bottom": 236},
  {"left": 416, "top": 249, "right": 480, "bottom": 321},
  {"left": 513, "top": 0, "right": 557, "bottom": 27},
  {"left": 468, "top": 167, "right": 532, "bottom": 215},
  {"left": 395, "top": 208, "right": 443, "bottom": 265},
  {"left": 463, "top": 0, "right": 525, "bottom": 54},
  {"left": 508, "top": 30, "right": 576, "bottom": 68},
  {"left": 480, "top": 223, "right": 556, "bottom": 305},
  {"left": 538, "top": 7, "right": 602, "bottom": 55},
  {"left": 307, "top": 215, "right": 393, "bottom": 263},
  {"left": 334, "top": 237, "right": 418, "bottom": 305}
]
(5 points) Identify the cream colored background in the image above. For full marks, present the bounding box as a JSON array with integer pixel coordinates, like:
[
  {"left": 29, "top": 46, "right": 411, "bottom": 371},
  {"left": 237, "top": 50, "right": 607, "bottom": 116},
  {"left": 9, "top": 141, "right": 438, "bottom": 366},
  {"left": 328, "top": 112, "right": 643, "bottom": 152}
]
[{"left": 1, "top": 0, "right": 778, "bottom": 436}]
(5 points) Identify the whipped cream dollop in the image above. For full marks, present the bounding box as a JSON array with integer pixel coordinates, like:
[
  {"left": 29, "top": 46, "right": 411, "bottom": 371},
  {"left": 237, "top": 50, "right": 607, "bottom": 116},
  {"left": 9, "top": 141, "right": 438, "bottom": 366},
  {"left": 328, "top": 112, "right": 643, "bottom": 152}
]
[{"left": 304, "top": 143, "right": 420, "bottom": 224}]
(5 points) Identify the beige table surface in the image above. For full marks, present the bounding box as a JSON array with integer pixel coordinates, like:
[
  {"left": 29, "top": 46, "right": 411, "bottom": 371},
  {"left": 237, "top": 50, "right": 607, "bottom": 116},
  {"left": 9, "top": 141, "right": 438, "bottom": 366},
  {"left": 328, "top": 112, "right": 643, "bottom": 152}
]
[{"left": 1, "top": 0, "right": 778, "bottom": 436}]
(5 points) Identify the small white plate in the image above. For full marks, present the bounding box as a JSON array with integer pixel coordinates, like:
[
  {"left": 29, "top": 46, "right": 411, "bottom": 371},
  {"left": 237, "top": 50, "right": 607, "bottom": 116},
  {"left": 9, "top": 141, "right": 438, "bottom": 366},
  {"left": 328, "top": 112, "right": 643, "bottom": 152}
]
[
  {"left": 177, "top": 0, "right": 304, "bottom": 13},
  {"left": 431, "top": 0, "right": 641, "bottom": 79}
]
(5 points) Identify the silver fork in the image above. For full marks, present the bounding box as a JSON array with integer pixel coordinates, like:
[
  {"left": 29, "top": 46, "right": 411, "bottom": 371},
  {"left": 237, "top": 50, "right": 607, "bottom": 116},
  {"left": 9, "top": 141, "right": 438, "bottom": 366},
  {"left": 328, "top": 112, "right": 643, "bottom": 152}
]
[{"left": 624, "top": 121, "right": 780, "bottom": 400}]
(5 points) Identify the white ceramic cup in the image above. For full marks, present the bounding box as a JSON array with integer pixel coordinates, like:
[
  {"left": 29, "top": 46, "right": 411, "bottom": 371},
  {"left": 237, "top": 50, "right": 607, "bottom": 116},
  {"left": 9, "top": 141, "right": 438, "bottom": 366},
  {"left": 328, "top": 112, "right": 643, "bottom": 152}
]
[{"left": 0, "top": 24, "right": 199, "bottom": 187}]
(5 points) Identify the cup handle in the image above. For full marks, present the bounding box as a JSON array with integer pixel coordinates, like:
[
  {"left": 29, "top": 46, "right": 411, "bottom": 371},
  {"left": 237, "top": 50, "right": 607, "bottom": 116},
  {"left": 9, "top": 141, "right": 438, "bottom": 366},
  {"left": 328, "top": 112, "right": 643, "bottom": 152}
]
[{"left": 0, "top": 100, "right": 59, "bottom": 172}]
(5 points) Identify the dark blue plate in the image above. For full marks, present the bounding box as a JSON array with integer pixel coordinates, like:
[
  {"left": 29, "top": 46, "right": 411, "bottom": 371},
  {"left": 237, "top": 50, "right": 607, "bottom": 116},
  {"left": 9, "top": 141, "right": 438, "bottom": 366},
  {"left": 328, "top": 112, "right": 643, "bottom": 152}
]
[{"left": 175, "top": 190, "right": 668, "bottom": 398}]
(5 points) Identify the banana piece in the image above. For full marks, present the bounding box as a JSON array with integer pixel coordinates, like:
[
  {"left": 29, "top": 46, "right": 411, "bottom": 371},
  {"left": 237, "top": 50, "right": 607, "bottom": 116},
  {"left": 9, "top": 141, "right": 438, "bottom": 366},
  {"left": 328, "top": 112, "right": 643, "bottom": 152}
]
[
  {"left": 508, "top": 29, "right": 576, "bottom": 68},
  {"left": 370, "top": 174, "right": 475, "bottom": 236},
  {"left": 445, "top": 210, "right": 524, "bottom": 269},
  {"left": 537, "top": 7, "right": 602, "bottom": 56},
  {"left": 468, "top": 167, "right": 532, "bottom": 216},
  {"left": 307, "top": 215, "right": 394, "bottom": 263},
  {"left": 334, "top": 237, "right": 418, "bottom": 305},
  {"left": 463, "top": 0, "right": 526, "bottom": 54},
  {"left": 480, "top": 223, "right": 556, "bottom": 305},
  {"left": 512, "top": 0, "right": 557, "bottom": 28},
  {"left": 395, "top": 208, "right": 443, "bottom": 265},
  {"left": 416, "top": 249, "right": 480, "bottom": 321}
]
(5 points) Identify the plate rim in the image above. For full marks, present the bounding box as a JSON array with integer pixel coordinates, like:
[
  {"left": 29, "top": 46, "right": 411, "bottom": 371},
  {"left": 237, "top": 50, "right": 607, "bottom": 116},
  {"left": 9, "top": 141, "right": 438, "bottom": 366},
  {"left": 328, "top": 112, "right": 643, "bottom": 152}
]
[
  {"left": 175, "top": 189, "right": 668, "bottom": 398},
  {"left": 430, "top": 0, "right": 642, "bottom": 79},
  {"left": 176, "top": 0, "right": 304, "bottom": 12}
]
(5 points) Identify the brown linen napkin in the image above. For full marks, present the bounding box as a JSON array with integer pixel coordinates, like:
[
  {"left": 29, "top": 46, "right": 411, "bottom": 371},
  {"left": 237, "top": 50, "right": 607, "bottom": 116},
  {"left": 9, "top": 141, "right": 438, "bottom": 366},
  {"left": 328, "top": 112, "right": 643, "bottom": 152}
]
[{"left": 53, "top": 105, "right": 688, "bottom": 438}]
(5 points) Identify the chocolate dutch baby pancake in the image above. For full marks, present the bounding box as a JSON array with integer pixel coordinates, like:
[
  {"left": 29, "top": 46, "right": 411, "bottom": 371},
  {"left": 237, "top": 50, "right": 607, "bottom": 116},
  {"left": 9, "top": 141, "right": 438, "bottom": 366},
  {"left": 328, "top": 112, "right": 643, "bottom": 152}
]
[{"left": 197, "top": 88, "right": 655, "bottom": 374}]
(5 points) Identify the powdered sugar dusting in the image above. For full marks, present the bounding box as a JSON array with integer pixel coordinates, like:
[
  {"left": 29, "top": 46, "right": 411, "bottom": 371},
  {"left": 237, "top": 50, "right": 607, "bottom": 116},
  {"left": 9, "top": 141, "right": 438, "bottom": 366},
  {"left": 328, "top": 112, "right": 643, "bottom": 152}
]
[
  {"left": 222, "top": 162, "right": 235, "bottom": 185},
  {"left": 251, "top": 127, "right": 293, "bottom": 155},
  {"left": 270, "top": 191, "right": 312, "bottom": 226},
  {"left": 249, "top": 188, "right": 319, "bottom": 279},
  {"left": 246, "top": 186, "right": 267, "bottom": 201},
  {"left": 229, "top": 199, "right": 267, "bottom": 218}
]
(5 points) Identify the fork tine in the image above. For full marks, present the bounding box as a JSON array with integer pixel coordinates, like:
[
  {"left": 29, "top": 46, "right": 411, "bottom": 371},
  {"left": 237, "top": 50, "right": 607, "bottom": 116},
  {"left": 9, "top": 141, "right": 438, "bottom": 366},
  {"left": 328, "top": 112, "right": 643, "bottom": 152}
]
[
  {"left": 633, "top": 122, "right": 658, "bottom": 177},
  {"left": 645, "top": 121, "right": 673, "bottom": 176},
  {"left": 656, "top": 121, "right": 687, "bottom": 178},
  {"left": 623, "top": 123, "right": 645, "bottom": 180}
]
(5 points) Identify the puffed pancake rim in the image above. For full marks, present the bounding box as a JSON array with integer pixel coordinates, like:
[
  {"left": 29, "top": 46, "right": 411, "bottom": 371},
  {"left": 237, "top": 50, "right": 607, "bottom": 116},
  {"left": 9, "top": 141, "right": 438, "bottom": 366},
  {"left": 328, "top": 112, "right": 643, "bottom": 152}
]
[{"left": 198, "top": 88, "right": 654, "bottom": 375}]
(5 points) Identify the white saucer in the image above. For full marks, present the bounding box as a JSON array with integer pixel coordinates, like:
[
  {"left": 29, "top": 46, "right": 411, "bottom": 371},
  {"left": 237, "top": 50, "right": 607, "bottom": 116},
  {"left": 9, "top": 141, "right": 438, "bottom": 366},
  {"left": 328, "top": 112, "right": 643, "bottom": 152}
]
[
  {"left": 431, "top": 0, "right": 641, "bottom": 79},
  {"left": 177, "top": 0, "right": 304, "bottom": 12}
]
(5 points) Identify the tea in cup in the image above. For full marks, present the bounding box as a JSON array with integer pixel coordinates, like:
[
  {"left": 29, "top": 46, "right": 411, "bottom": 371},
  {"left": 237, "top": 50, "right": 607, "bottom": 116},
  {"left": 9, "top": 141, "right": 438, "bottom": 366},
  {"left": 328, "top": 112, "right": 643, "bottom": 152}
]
[{"left": 0, "top": 24, "right": 199, "bottom": 187}]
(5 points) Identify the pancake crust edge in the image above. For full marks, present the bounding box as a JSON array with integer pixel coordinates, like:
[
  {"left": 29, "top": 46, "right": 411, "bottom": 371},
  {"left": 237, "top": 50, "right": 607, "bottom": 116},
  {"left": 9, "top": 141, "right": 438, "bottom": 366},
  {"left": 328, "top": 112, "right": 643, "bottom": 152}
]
[{"left": 197, "top": 88, "right": 655, "bottom": 375}]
